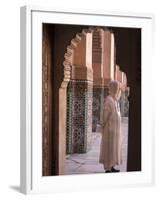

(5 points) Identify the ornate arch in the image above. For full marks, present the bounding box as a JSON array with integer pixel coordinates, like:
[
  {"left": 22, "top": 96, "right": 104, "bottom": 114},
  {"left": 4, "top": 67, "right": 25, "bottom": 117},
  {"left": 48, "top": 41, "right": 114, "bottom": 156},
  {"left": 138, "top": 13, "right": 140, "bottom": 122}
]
[{"left": 58, "top": 28, "right": 93, "bottom": 174}]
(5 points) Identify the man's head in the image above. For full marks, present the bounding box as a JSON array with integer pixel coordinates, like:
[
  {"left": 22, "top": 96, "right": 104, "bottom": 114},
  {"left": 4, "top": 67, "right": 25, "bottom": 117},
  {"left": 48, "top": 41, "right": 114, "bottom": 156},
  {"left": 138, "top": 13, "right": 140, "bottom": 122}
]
[{"left": 108, "top": 80, "right": 122, "bottom": 100}]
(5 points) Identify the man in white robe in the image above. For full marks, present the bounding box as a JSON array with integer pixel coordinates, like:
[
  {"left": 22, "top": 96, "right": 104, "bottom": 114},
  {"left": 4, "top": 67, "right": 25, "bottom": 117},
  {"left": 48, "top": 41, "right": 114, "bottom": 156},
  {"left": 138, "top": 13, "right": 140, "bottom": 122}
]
[{"left": 99, "top": 80, "right": 122, "bottom": 173}]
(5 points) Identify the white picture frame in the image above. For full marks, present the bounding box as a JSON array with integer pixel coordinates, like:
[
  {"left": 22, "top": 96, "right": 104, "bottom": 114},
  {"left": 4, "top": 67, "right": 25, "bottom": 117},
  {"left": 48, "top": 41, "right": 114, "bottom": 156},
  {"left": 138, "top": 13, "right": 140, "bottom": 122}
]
[{"left": 20, "top": 5, "right": 154, "bottom": 194}]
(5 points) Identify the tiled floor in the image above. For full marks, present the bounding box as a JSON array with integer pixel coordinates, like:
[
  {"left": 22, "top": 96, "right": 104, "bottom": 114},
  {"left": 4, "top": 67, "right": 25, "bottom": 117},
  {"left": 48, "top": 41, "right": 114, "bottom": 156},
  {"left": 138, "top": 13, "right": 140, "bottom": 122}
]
[{"left": 64, "top": 117, "right": 128, "bottom": 175}]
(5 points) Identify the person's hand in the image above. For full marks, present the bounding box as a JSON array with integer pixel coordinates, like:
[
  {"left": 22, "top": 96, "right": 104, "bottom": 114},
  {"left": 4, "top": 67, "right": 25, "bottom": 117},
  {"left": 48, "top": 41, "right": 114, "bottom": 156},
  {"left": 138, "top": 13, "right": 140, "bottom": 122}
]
[{"left": 101, "top": 123, "right": 105, "bottom": 128}]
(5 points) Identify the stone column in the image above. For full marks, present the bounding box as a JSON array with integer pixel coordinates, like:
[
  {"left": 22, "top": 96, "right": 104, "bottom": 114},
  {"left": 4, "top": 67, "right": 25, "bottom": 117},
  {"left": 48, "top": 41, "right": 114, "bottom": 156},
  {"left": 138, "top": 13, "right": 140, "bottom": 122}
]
[
  {"left": 66, "top": 31, "right": 93, "bottom": 153},
  {"left": 92, "top": 29, "right": 115, "bottom": 131},
  {"left": 92, "top": 28, "right": 104, "bottom": 132},
  {"left": 103, "top": 29, "right": 115, "bottom": 81}
]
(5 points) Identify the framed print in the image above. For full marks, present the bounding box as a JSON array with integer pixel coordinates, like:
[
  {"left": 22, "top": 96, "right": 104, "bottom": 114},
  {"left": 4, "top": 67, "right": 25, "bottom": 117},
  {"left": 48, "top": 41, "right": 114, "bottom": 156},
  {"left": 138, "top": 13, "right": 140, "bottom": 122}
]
[{"left": 20, "top": 6, "right": 154, "bottom": 194}]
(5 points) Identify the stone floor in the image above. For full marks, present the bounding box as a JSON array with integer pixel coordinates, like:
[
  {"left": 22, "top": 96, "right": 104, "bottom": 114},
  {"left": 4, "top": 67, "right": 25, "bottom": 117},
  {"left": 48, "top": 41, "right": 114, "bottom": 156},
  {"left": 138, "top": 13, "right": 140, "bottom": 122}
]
[{"left": 64, "top": 117, "right": 128, "bottom": 175}]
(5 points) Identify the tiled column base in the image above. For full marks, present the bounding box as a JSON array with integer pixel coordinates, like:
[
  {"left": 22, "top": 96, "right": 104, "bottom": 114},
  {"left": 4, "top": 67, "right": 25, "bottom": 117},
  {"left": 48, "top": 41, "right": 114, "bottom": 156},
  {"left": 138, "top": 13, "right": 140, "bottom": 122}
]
[
  {"left": 119, "top": 91, "right": 129, "bottom": 117},
  {"left": 92, "top": 86, "right": 109, "bottom": 132},
  {"left": 66, "top": 80, "right": 93, "bottom": 154}
]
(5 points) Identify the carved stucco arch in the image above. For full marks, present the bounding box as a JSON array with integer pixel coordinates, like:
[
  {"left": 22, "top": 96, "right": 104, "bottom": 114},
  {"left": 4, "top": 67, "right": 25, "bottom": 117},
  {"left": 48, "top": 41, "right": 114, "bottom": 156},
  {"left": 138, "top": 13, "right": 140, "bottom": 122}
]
[{"left": 58, "top": 28, "right": 93, "bottom": 174}]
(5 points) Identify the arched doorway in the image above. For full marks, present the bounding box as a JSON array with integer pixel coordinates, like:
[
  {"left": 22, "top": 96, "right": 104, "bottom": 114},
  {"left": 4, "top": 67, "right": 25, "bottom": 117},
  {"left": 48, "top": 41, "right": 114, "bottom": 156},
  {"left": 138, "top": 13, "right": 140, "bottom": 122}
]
[
  {"left": 64, "top": 27, "right": 116, "bottom": 156},
  {"left": 42, "top": 24, "right": 141, "bottom": 176}
]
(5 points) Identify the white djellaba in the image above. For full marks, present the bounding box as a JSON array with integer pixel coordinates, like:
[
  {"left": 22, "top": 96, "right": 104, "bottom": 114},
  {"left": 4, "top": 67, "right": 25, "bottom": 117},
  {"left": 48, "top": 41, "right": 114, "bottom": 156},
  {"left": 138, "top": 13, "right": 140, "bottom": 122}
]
[{"left": 99, "top": 80, "right": 123, "bottom": 172}]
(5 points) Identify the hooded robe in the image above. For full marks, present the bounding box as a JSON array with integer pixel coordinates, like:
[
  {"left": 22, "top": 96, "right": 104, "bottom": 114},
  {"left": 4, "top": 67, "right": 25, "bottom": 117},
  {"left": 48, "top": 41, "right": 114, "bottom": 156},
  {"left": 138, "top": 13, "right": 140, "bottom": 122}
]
[{"left": 99, "top": 81, "right": 122, "bottom": 170}]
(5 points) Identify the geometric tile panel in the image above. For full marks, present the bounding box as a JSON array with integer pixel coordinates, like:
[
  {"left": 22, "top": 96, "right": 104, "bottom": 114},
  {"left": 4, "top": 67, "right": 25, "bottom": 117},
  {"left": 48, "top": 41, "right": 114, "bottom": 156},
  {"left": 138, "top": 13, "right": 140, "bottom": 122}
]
[
  {"left": 119, "top": 90, "right": 129, "bottom": 117},
  {"left": 66, "top": 80, "right": 93, "bottom": 154},
  {"left": 92, "top": 86, "right": 109, "bottom": 132}
]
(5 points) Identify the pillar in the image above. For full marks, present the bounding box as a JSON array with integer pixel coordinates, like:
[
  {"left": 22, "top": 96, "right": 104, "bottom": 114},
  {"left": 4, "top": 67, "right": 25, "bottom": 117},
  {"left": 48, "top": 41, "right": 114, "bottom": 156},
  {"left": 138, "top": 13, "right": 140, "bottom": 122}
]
[
  {"left": 92, "top": 28, "right": 104, "bottom": 131},
  {"left": 66, "top": 31, "right": 93, "bottom": 153}
]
